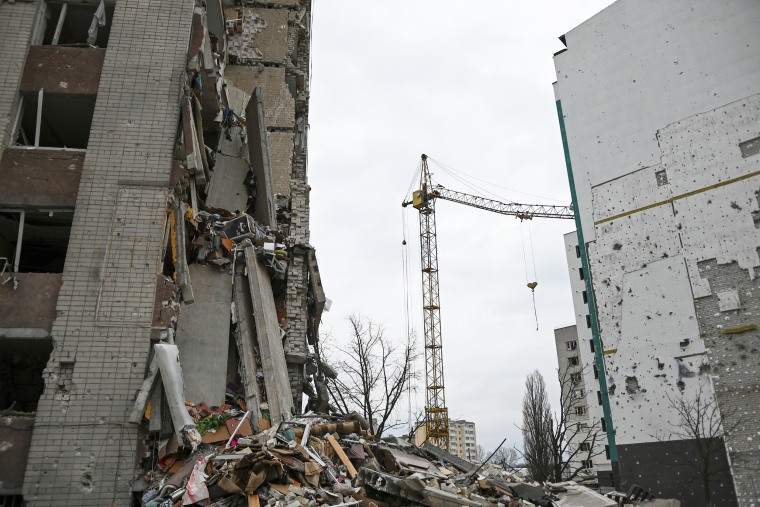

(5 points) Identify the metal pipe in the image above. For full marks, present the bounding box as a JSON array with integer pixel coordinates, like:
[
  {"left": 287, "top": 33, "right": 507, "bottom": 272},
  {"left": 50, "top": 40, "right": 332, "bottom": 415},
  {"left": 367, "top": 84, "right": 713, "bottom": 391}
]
[
  {"left": 13, "top": 211, "right": 25, "bottom": 273},
  {"left": 51, "top": 3, "right": 68, "bottom": 45},
  {"left": 34, "top": 89, "right": 43, "bottom": 148},
  {"left": 225, "top": 410, "right": 251, "bottom": 448}
]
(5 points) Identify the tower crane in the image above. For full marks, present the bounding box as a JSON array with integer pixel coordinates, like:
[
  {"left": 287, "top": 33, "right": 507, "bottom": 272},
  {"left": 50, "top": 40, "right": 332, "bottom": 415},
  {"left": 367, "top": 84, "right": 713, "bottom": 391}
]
[{"left": 402, "top": 154, "right": 574, "bottom": 450}]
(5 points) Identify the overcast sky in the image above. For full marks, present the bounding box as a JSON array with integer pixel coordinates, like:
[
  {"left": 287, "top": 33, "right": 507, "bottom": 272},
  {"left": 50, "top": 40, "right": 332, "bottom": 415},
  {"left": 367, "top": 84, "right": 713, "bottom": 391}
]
[{"left": 307, "top": 1, "right": 614, "bottom": 454}]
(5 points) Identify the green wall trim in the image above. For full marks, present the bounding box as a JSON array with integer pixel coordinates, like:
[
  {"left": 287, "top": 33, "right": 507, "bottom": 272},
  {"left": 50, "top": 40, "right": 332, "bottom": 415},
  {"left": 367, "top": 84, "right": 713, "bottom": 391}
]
[{"left": 555, "top": 99, "right": 619, "bottom": 463}]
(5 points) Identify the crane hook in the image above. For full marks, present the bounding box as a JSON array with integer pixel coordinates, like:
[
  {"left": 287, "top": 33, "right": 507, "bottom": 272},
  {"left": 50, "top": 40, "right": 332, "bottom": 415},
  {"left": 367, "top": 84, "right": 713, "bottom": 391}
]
[{"left": 527, "top": 281, "right": 538, "bottom": 292}]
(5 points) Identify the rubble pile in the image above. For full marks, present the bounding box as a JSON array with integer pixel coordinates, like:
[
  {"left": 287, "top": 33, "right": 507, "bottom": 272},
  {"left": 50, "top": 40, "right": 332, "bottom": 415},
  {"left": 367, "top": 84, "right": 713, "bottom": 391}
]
[{"left": 131, "top": 408, "right": 666, "bottom": 507}]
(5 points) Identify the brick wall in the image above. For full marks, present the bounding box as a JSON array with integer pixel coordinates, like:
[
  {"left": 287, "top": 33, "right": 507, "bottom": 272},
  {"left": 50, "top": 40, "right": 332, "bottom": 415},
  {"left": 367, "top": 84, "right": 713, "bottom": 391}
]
[
  {"left": 695, "top": 258, "right": 760, "bottom": 507},
  {"left": 22, "top": 1, "right": 193, "bottom": 505}
]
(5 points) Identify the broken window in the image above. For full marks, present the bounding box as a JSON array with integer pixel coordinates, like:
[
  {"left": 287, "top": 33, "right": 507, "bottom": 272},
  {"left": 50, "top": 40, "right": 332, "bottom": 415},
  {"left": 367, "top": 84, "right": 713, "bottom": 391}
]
[
  {"left": 582, "top": 290, "right": 588, "bottom": 304},
  {"left": 575, "top": 406, "right": 587, "bottom": 416},
  {"left": 0, "top": 337, "right": 53, "bottom": 411},
  {"left": 41, "top": 2, "right": 114, "bottom": 47},
  {"left": 579, "top": 442, "right": 591, "bottom": 452},
  {"left": 568, "top": 356, "right": 579, "bottom": 367},
  {"left": 565, "top": 340, "right": 577, "bottom": 351},
  {"left": 14, "top": 91, "right": 95, "bottom": 149},
  {"left": 740, "top": 135, "right": 760, "bottom": 159},
  {"left": 0, "top": 210, "right": 72, "bottom": 273}
]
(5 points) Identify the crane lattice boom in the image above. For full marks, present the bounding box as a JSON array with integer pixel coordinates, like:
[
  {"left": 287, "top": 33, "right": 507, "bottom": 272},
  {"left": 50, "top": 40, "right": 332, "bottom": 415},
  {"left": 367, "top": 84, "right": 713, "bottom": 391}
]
[{"left": 402, "top": 154, "right": 574, "bottom": 451}]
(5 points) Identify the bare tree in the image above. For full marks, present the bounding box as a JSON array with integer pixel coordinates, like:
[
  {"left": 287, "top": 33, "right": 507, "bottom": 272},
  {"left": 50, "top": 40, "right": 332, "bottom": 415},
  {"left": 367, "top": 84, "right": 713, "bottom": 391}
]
[
  {"left": 328, "top": 315, "right": 420, "bottom": 437},
  {"left": 520, "top": 369, "right": 604, "bottom": 483},
  {"left": 489, "top": 446, "right": 520, "bottom": 470},
  {"left": 659, "top": 386, "right": 742, "bottom": 507}
]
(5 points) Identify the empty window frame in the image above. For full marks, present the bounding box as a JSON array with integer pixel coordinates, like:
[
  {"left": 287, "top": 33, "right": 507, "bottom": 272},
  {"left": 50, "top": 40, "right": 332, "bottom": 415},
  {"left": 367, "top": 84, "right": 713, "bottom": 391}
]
[
  {"left": 565, "top": 340, "right": 577, "bottom": 351},
  {"left": 568, "top": 356, "right": 579, "bottom": 367},
  {"left": 14, "top": 91, "right": 95, "bottom": 149},
  {"left": 0, "top": 338, "right": 53, "bottom": 412},
  {"left": 41, "top": 2, "right": 114, "bottom": 47},
  {"left": 0, "top": 210, "right": 73, "bottom": 273}
]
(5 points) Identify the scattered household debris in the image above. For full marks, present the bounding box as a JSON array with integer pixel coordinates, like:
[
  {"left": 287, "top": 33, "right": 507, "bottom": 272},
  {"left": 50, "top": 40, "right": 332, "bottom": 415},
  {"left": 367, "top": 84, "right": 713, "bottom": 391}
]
[{"left": 131, "top": 406, "right": 679, "bottom": 507}]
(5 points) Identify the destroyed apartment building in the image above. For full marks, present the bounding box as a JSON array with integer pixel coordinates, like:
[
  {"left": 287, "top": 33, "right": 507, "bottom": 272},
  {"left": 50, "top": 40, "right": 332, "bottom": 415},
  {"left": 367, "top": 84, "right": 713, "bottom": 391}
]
[{"left": 0, "top": 0, "right": 330, "bottom": 505}]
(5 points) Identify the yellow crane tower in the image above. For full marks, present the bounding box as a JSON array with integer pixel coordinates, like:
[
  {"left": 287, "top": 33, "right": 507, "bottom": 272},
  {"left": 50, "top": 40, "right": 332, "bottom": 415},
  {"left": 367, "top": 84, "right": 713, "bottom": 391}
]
[{"left": 402, "top": 154, "right": 574, "bottom": 450}]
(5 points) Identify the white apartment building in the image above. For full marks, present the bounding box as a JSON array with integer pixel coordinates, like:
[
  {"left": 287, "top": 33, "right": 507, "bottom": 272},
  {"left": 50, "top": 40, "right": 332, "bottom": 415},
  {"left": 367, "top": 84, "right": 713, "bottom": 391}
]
[
  {"left": 448, "top": 419, "right": 477, "bottom": 461},
  {"left": 554, "top": 0, "right": 760, "bottom": 505}
]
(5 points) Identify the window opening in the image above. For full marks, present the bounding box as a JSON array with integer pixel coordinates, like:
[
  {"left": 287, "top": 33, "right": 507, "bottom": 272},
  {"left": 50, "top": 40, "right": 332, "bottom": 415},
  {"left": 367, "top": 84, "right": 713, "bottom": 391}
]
[
  {"left": 597, "top": 390, "right": 603, "bottom": 405},
  {"left": 601, "top": 417, "right": 607, "bottom": 432},
  {"left": 582, "top": 459, "right": 593, "bottom": 469},
  {"left": 14, "top": 90, "right": 94, "bottom": 149},
  {"left": 42, "top": 2, "right": 114, "bottom": 47},
  {"left": 593, "top": 364, "right": 599, "bottom": 379},
  {"left": 582, "top": 290, "right": 588, "bottom": 304},
  {"left": 579, "top": 267, "right": 584, "bottom": 280},
  {"left": 570, "top": 372, "right": 581, "bottom": 383},
  {"left": 0, "top": 210, "right": 73, "bottom": 273},
  {"left": 568, "top": 356, "right": 579, "bottom": 367},
  {"left": 589, "top": 339, "right": 595, "bottom": 353},
  {"left": 565, "top": 340, "right": 577, "bottom": 351},
  {"left": 575, "top": 245, "right": 581, "bottom": 258},
  {"left": 575, "top": 406, "right": 586, "bottom": 416},
  {"left": 585, "top": 314, "right": 592, "bottom": 328},
  {"left": 0, "top": 337, "right": 53, "bottom": 412},
  {"left": 579, "top": 442, "right": 591, "bottom": 452}
]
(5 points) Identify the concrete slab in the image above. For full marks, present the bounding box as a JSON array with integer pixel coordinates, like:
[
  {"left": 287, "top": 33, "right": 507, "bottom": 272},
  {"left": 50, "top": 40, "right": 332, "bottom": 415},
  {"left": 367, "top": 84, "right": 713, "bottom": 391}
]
[
  {"left": 206, "top": 152, "right": 250, "bottom": 213},
  {"left": 244, "top": 246, "right": 293, "bottom": 423},
  {"left": 175, "top": 264, "right": 232, "bottom": 406}
]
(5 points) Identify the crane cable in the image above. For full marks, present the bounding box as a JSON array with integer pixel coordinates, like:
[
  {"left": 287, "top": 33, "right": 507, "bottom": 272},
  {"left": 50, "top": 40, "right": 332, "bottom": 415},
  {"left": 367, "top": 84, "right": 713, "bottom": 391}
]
[
  {"left": 520, "top": 221, "right": 540, "bottom": 331},
  {"left": 401, "top": 159, "right": 422, "bottom": 434}
]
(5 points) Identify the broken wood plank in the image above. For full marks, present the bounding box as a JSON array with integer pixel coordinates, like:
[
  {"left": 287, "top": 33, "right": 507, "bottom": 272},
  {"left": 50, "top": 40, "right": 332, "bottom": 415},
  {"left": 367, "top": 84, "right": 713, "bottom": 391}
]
[{"left": 325, "top": 433, "right": 358, "bottom": 479}]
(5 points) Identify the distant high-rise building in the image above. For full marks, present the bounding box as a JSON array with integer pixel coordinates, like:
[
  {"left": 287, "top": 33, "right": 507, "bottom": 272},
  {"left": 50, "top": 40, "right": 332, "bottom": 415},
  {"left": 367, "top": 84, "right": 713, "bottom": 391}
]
[{"left": 448, "top": 419, "right": 478, "bottom": 461}]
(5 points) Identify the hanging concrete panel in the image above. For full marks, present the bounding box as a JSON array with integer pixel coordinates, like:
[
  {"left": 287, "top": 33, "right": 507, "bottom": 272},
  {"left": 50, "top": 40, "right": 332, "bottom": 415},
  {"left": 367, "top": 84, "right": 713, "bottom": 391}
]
[{"left": 175, "top": 264, "right": 232, "bottom": 406}]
